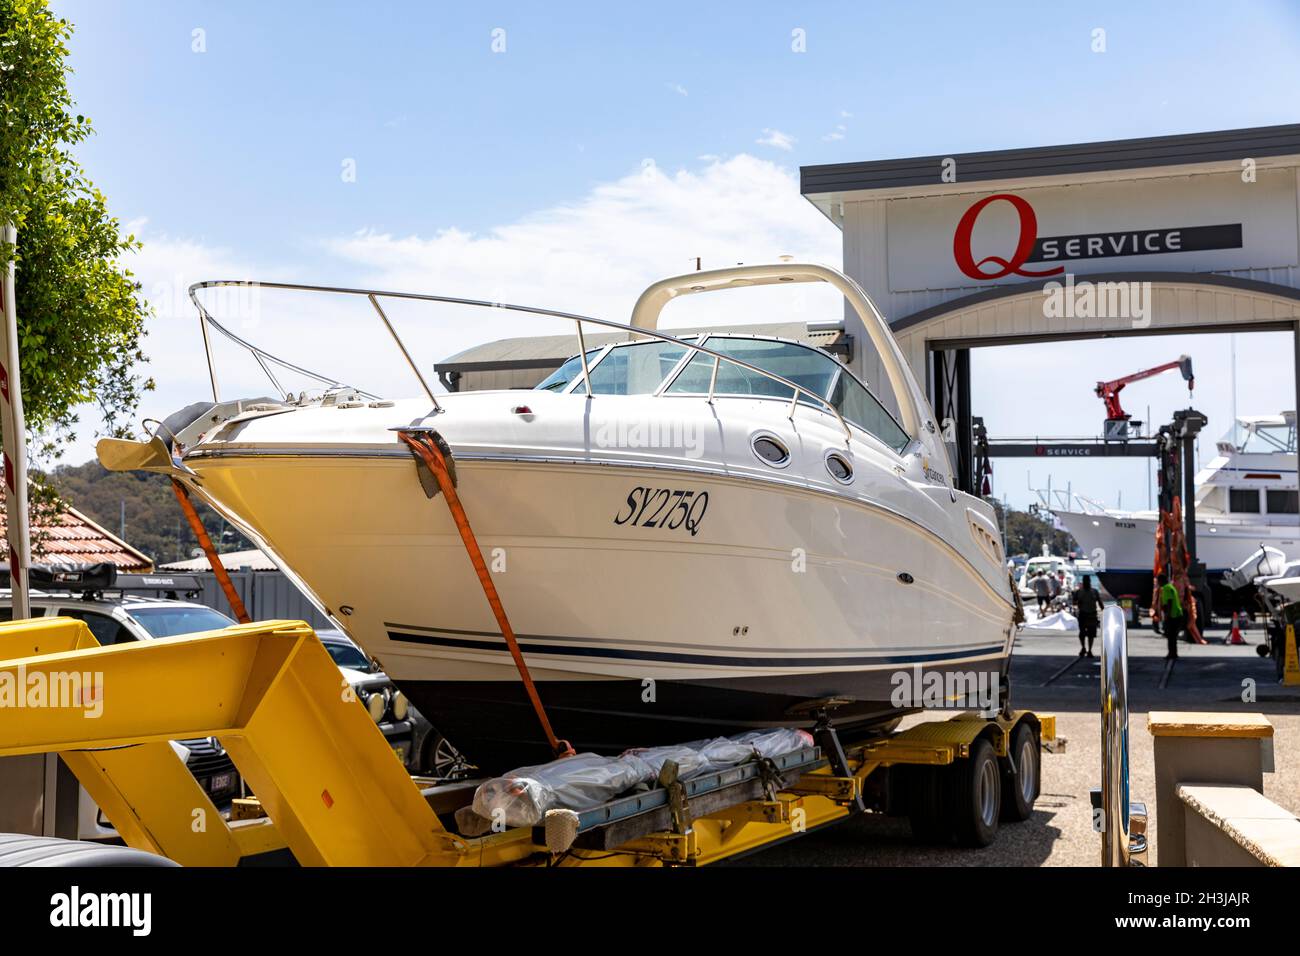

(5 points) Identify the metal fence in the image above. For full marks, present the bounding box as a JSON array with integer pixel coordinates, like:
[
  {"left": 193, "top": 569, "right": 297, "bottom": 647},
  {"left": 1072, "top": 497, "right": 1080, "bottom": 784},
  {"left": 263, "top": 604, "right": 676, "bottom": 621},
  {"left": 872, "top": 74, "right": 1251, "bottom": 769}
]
[{"left": 188, "top": 569, "right": 333, "bottom": 630}]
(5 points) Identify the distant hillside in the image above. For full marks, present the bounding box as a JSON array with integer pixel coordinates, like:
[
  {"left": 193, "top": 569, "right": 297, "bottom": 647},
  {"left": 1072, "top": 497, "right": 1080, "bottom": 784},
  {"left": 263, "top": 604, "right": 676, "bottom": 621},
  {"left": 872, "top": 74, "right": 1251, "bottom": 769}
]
[
  {"left": 48, "top": 460, "right": 252, "bottom": 565},
  {"left": 990, "top": 500, "right": 1079, "bottom": 559}
]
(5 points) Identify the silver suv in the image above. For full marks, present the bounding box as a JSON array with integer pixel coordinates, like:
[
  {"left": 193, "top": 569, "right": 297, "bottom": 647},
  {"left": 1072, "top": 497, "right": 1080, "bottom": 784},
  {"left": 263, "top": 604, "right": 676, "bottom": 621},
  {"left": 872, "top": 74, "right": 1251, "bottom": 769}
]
[{"left": 1, "top": 585, "right": 245, "bottom": 839}]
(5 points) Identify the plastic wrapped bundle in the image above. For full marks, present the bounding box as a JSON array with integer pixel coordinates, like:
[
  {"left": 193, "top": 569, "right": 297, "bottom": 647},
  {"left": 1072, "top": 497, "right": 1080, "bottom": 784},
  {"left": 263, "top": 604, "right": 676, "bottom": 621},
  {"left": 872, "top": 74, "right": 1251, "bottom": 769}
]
[
  {"left": 695, "top": 728, "right": 814, "bottom": 771},
  {"left": 471, "top": 753, "right": 646, "bottom": 828},
  {"left": 469, "top": 727, "right": 815, "bottom": 830},
  {"left": 619, "top": 744, "right": 710, "bottom": 780}
]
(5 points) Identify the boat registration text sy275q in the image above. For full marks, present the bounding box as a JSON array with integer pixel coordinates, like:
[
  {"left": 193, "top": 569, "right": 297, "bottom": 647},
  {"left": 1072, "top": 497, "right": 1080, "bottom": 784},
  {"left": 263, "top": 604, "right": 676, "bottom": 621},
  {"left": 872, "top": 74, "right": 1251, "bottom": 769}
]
[{"left": 98, "top": 263, "right": 1018, "bottom": 770}]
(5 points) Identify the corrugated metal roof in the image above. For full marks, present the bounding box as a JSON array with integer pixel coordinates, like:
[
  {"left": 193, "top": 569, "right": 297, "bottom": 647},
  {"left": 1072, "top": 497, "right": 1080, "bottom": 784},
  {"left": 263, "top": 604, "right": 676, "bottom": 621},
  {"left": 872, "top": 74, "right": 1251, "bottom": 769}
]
[
  {"left": 0, "top": 504, "right": 153, "bottom": 571},
  {"left": 159, "top": 548, "right": 278, "bottom": 572},
  {"left": 801, "top": 124, "right": 1300, "bottom": 197}
]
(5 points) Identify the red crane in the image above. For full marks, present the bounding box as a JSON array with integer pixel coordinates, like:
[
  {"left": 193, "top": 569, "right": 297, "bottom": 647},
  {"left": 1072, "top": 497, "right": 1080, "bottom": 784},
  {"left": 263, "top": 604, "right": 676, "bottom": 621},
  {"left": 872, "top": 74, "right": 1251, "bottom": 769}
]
[{"left": 1096, "top": 355, "right": 1194, "bottom": 439}]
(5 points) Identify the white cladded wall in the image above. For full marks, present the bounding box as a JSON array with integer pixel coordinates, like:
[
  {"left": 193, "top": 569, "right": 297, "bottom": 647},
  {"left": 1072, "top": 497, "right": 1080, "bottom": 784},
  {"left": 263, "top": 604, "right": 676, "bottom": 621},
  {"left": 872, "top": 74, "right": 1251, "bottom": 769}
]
[{"left": 825, "top": 157, "right": 1300, "bottom": 415}]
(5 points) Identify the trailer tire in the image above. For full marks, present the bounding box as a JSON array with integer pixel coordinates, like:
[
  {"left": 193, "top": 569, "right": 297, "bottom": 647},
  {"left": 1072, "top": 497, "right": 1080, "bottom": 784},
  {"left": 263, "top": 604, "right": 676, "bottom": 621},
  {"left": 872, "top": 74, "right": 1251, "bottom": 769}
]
[
  {"left": 1001, "top": 723, "right": 1039, "bottom": 822},
  {"left": 950, "top": 737, "right": 1000, "bottom": 847},
  {"left": 906, "top": 766, "right": 950, "bottom": 843}
]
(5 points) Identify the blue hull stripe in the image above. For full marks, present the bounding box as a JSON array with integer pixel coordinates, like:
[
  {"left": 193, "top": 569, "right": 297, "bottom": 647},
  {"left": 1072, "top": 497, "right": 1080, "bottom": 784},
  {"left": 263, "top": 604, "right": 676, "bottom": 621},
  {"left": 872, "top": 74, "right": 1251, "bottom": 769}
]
[{"left": 387, "top": 629, "right": 1006, "bottom": 669}]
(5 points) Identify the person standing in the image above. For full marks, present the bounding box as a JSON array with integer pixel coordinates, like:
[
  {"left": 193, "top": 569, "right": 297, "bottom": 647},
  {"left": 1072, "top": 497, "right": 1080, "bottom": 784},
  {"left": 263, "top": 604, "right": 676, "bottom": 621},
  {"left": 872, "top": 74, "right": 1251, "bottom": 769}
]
[
  {"left": 1073, "top": 576, "right": 1101, "bottom": 658},
  {"left": 1032, "top": 570, "right": 1051, "bottom": 617},
  {"left": 1158, "top": 573, "right": 1184, "bottom": 660},
  {"left": 1047, "top": 569, "right": 1062, "bottom": 607}
]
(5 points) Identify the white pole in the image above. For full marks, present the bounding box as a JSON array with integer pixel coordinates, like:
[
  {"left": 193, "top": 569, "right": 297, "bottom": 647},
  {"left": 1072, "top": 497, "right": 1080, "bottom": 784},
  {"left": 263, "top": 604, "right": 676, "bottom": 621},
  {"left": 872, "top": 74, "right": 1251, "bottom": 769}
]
[
  {"left": 1230, "top": 334, "right": 1238, "bottom": 428},
  {"left": 0, "top": 222, "right": 31, "bottom": 620}
]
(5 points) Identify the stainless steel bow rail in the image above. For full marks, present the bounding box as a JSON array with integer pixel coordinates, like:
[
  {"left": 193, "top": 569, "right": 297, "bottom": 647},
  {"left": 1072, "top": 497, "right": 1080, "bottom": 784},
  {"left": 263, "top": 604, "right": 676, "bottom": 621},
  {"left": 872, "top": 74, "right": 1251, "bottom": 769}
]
[
  {"left": 188, "top": 279, "right": 865, "bottom": 444},
  {"left": 1092, "top": 605, "right": 1149, "bottom": 866}
]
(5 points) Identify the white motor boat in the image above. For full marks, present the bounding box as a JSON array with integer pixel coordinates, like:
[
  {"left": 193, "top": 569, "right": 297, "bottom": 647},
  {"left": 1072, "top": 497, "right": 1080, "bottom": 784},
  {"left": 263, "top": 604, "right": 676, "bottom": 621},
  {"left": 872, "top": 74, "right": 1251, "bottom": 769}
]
[
  {"left": 1265, "top": 576, "right": 1300, "bottom": 605},
  {"left": 1017, "top": 551, "right": 1073, "bottom": 601},
  {"left": 1260, "top": 559, "right": 1300, "bottom": 606},
  {"left": 1055, "top": 414, "right": 1298, "bottom": 613},
  {"left": 99, "top": 263, "right": 1017, "bottom": 770}
]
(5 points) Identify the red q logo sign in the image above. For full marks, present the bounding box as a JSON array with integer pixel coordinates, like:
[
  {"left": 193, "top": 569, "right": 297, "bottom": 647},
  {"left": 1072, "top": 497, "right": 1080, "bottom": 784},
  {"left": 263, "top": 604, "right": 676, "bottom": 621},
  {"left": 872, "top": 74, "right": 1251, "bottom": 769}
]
[{"left": 952, "top": 193, "right": 1065, "bottom": 280}]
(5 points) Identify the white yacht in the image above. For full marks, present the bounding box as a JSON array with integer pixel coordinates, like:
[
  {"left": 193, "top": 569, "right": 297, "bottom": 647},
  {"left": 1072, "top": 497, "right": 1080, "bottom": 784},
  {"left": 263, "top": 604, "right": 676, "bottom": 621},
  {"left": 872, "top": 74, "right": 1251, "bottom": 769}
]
[
  {"left": 1264, "top": 562, "right": 1300, "bottom": 605},
  {"left": 1055, "top": 414, "right": 1298, "bottom": 612},
  {"left": 99, "top": 263, "right": 1018, "bottom": 770},
  {"left": 1017, "top": 551, "right": 1074, "bottom": 601}
]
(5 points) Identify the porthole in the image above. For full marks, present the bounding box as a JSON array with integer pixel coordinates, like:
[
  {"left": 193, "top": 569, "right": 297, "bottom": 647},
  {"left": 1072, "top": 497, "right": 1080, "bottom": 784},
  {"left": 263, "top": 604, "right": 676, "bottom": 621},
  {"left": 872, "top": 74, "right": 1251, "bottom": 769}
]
[
  {"left": 825, "top": 451, "right": 854, "bottom": 484},
  {"left": 751, "top": 435, "right": 790, "bottom": 468}
]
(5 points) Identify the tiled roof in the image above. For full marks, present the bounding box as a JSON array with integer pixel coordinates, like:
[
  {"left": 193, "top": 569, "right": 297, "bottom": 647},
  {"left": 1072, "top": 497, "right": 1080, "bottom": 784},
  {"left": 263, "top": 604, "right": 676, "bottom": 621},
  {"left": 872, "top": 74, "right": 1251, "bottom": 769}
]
[
  {"left": 0, "top": 504, "right": 153, "bottom": 572},
  {"left": 160, "top": 548, "right": 276, "bottom": 572}
]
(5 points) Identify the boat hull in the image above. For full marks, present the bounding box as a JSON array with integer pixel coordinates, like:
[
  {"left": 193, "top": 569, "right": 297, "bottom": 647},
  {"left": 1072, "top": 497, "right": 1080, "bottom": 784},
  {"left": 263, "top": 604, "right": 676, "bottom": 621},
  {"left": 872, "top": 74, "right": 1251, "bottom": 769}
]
[
  {"left": 1056, "top": 509, "right": 1299, "bottom": 615},
  {"left": 186, "top": 445, "right": 1013, "bottom": 769},
  {"left": 400, "top": 660, "right": 1007, "bottom": 771}
]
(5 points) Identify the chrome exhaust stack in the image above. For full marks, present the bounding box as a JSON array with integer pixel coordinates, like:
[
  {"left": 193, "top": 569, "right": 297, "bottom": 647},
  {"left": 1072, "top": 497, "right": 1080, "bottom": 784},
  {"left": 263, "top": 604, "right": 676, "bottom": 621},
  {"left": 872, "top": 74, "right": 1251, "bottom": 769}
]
[{"left": 1090, "top": 605, "right": 1149, "bottom": 866}]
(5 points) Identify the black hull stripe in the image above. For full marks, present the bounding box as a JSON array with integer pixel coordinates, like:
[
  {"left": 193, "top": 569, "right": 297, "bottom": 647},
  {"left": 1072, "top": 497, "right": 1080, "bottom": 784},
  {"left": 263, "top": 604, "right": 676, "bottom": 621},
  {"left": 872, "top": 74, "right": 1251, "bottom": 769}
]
[
  {"left": 387, "top": 629, "right": 1006, "bottom": 668},
  {"left": 384, "top": 620, "right": 997, "bottom": 655}
]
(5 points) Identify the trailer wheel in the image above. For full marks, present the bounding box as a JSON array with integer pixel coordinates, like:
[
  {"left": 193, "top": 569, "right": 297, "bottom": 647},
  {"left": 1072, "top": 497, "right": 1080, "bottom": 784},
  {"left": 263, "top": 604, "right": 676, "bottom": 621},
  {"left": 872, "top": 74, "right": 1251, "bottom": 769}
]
[
  {"left": 950, "top": 737, "right": 1001, "bottom": 847},
  {"left": 1001, "top": 723, "right": 1039, "bottom": 822}
]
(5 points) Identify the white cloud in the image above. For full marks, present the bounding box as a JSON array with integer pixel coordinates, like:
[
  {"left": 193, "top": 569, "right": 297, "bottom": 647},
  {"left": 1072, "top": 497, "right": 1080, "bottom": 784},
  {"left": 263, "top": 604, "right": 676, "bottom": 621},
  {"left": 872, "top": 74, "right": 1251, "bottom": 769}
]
[
  {"left": 321, "top": 154, "right": 840, "bottom": 341},
  {"left": 756, "top": 128, "right": 796, "bottom": 151},
  {"left": 667, "top": 82, "right": 688, "bottom": 97}
]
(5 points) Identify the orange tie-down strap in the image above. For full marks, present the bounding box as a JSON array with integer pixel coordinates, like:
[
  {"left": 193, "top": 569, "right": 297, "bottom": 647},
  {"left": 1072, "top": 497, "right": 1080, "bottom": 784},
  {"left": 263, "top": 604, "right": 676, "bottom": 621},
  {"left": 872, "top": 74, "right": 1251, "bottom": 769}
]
[
  {"left": 170, "top": 478, "right": 251, "bottom": 625},
  {"left": 398, "top": 429, "right": 573, "bottom": 760}
]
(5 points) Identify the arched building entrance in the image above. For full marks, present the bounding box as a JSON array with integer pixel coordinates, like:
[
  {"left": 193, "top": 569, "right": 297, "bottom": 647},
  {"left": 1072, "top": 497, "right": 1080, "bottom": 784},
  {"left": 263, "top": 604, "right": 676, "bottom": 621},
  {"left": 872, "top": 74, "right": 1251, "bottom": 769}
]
[
  {"left": 802, "top": 123, "right": 1300, "bottom": 494},
  {"left": 900, "top": 273, "right": 1300, "bottom": 491}
]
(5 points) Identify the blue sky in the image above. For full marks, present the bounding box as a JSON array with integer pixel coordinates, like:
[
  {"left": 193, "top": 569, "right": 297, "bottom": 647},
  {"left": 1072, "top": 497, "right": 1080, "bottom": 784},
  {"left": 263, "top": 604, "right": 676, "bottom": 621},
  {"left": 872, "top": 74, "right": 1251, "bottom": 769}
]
[{"left": 48, "top": 0, "right": 1300, "bottom": 507}]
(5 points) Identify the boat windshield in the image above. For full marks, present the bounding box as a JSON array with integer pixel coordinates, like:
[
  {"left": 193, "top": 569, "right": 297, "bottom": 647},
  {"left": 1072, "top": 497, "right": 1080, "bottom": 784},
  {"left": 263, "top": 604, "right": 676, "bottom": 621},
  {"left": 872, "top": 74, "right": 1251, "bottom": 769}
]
[
  {"left": 536, "top": 334, "right": 909, "bottom": 452},
  {"left": 667, "top": 337, "right": 909, "bottom": 451},
  {"left": 666, "top": 337, "right": 838, "bottom": 400},
  {"left": 569, "top": 339, "right": 693, "bottom": 395},
  {"left": 534, "top": 349, "right": 604, "bottom": 392},
  {"left": 1229, "top": 419, "right": 1297, "bottom": 454}
]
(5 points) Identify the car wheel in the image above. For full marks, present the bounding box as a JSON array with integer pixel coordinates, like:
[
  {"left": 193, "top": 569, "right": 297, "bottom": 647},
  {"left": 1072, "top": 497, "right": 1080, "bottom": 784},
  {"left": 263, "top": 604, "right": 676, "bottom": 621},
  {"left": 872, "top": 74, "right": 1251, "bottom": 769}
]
[{"left": 423, "top": 733, "right": 474, "bottom": 779}]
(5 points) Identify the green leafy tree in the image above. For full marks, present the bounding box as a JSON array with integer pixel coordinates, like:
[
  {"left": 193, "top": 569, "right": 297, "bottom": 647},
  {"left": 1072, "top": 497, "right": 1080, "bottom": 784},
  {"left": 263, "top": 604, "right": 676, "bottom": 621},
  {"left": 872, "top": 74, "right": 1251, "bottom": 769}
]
[{"left": 1, "top": 0, "right": 152, "bottom": 459}]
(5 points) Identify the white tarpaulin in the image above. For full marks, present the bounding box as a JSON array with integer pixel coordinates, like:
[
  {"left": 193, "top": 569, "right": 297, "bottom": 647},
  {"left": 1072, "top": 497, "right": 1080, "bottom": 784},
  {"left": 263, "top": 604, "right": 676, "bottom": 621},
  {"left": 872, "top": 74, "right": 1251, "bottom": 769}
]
[{"left": 1021, "top": 610, "right": 1079, "bottom": 633}]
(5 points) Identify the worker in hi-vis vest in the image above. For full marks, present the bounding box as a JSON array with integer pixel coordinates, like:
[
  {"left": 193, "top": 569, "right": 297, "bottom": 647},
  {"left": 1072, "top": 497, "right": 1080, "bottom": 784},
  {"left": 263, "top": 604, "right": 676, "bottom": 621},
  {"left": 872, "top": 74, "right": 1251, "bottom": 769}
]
[{"left": 1157, "top": 573, "right": 1184, "bottom": 660}]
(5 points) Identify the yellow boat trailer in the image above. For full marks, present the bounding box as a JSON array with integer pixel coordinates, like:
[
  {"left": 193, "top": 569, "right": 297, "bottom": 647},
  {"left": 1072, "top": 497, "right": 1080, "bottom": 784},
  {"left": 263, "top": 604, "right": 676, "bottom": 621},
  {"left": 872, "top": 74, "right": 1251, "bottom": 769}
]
[{"left": 0, "top": 616, "right": 1053, "bottom": 867}]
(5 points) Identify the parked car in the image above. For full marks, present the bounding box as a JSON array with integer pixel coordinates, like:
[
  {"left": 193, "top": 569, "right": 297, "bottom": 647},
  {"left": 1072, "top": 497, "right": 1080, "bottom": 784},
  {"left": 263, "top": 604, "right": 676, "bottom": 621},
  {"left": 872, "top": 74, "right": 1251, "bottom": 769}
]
[
  {"left": 314, "top": 630, "right": 473, "bottom": 778},
  {"left": 0, "top": 588, "right": 246, "bottom": 839},
  {"left": 315, "top": 629, "right": 422, "bottom": 770}
]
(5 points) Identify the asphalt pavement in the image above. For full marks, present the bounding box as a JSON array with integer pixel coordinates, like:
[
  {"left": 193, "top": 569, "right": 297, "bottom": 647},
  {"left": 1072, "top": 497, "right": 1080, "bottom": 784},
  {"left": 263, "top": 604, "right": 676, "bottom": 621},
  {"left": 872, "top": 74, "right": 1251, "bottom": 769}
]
[{"left": 741, "top": 621, "right": 1300, "bottom": 866}]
